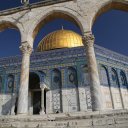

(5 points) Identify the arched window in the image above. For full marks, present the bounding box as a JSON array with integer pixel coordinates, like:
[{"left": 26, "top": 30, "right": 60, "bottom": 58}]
[
  {"left": 51, "top": 69, "right": 62, "bottom": 113},
  {"left": 52, "top": 69, "right": 62, "bottom": 90},
  {"left": 111, "top": 69, "right": 119, "bottom": 86},
  {"left": 82, "top": 65, "right": 89, "bottom": 86},
  {"left": 100, "top": 66, "right": 109, "bottom": 85},
  {"left": 68, "top": 67, "right": 78, "bottom": 87},
  {"left": 120, "top": 71, "right": 127, "bottom": 86},
  {"left": 0, "top": 76, "right": 2, "bottom": 93},
  {"left": 66, "top": 67, "right": 79, "bottom": 112},
  {"left": 7, "top": 75, "right": 14, "bottom": 93}
]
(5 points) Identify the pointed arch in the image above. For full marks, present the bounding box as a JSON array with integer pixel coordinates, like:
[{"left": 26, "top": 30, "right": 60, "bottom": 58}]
[
  {"left": 120, "top": 70, "right": 127, "bottom": 86},
  {"left": 26, "top": 7, "right": 85, "bottom": 46},
  {"left": 111, "top": 68, "right": 119, "bottom": 86}
]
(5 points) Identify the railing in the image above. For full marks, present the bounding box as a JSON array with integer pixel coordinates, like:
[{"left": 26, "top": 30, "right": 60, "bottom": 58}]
[
  {"left": 32, "top": 0, "right": 72, "bottom": 6},
  {"left": 0, "top": 0, "right": 73, "bottom": 16}
]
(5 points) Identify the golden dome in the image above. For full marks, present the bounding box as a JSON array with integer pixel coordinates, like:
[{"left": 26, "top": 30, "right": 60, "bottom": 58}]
[{"left": 37, "top": 29, "right": 83, "bottom": 52}]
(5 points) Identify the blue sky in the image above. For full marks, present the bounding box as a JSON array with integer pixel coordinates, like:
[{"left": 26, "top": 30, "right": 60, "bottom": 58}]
[{"left": 0, "top": 0, "right": 128, "bottom": 57}]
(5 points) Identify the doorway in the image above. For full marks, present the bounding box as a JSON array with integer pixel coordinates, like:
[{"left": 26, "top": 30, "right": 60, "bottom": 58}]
[
  {"left": 33, "top": 91, "right": 41, "bottom": 114},
  {"left": 29, "top": 72, "right": 41, "bottom": 115}
]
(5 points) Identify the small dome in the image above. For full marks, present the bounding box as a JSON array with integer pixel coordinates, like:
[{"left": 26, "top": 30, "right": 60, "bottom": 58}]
[{"left": 37, "top": 29, "right": 83, "bottom": 52}]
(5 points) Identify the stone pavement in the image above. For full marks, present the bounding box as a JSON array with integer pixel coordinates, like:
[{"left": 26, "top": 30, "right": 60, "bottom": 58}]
[{"left": 0, "top": 110, "right": 128, "bottom": 128}]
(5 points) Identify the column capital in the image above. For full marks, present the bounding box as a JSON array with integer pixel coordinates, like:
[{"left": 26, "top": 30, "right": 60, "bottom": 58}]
[
  {"left": 82, "top": 32, "right": 95, "bottom": 47},
  {"left": 19, "top": 41, "right": 33, "bottom": 55},
  {"left": 40, "top": 82, "right": 49, "bottom": 90}
]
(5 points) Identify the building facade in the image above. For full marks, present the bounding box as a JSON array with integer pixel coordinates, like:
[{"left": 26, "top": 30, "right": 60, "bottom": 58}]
[
  {"left": 0, "top": 29, "right": 127, "bottom": 115},
  {"left": 0, "top": 0, "right": 127, "bottom": 119}
]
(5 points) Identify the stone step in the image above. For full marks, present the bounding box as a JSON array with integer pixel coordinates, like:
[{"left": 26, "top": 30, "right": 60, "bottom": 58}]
[{"left": 0, "top": 110, "right": 128, "bottom": 128}]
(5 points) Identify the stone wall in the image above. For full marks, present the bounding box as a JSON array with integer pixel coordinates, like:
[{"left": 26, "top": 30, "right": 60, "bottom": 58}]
[{"left": 0, "top": 94, "right": 16, "bottom": 115}]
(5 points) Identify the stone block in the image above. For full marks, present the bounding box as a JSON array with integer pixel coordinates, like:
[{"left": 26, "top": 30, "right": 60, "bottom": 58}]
[
  {"left": 93, "top": 118, "right": 107, "bottom": 126},
  {"left": 114, "top": 116, "right": 128, "bottom": 124}
]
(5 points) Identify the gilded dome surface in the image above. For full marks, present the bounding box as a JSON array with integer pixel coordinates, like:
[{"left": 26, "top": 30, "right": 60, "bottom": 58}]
[{"left": 37, "top": 29, "right": 83, "bottom": 52}]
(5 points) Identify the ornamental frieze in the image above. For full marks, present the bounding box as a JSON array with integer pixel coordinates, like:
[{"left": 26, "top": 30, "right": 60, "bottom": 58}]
[{"left": 0, "top": 45, "right": 127, "bottom": 67}]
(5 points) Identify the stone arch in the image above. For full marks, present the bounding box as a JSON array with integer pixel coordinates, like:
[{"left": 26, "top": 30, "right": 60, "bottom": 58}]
[
  {"left": 29, "top": 71, "right": 44, "bottom": 84},
  {"left": 29, "top": 72, "right": 40, "bottom": 90},
  {"left": 0, "top": 21, "right": 18, "bottom": 31},
  {"left": 91, "top": 1, "right": 128, "bottom": 29},
  {"left": 0, "top": 20, "right": 23, "bottom": 41},
  {"left": 27, "top": 7, "right": 85, "bottom": 46}
]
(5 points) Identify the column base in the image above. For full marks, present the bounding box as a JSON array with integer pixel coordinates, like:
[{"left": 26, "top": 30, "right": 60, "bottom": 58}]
[
  {"left": 17, "top": 113, "right": 28, "bottom": 116},
  {"left": 40, "top": 111, "right": 45, "bottom": 115}
]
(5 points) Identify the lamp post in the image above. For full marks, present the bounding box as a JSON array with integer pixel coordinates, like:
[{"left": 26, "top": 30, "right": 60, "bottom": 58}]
[{"left": 21, "top": 0, "right": 29, "bottom": 6}]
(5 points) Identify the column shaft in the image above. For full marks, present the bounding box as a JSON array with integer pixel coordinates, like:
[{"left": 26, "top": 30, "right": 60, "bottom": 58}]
[
  {"left": 17, "top": 42, "right": 32, "bottom": 115},
  {"left": 41, "top": 88, "right": 45, "bottom": 112},
  {"left": 83, "top": 33, "right": 103, "bottom": 111}
]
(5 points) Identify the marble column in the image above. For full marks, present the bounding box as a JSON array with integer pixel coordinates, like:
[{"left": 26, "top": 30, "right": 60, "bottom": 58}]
[
  {"left": 40, "top": 82, "right": 47, "bottom": 115},
  {"left": 40, "top": 87, "right": 45, "bottom": 114},
  {"left": 82, "top": 32, "right": 103, "bottom": 111},
  {"left": 17, "top": 42, "right": 32, "bottom": 115}
]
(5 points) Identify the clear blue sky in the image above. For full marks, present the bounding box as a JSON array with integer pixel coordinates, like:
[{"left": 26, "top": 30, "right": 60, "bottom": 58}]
[{"left": 0, "top": 0, "right": 128, "bottom": 57}]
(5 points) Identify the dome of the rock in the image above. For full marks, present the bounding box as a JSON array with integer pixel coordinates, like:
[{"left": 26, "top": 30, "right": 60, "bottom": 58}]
[{"left": 37, "top": 29, "right": 83, "bottom": 51}]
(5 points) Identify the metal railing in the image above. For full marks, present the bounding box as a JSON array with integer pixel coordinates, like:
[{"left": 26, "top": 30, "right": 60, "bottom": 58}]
[{"left": 0, "top": 0, "right": 73, "bottom": 16}]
